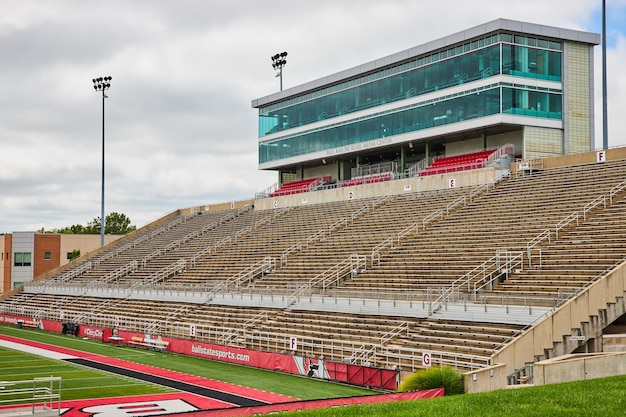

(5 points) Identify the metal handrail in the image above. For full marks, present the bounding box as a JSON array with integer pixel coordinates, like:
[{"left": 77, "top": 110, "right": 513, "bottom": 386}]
[
  {"left": 473, "top": 251, "right": 524, "bottom": 295},
  {"left": 397, "top": 223, "right": 418, "bottom": 246},
  {"left": 142, "top": 259, "right": 185, "bottom": 286},
  {"left": 288, "top": 254, "right": 366, "bottom": 305},
  {"left": 423, "top": 209, "right": 443, "bottom": 228},
  {"left": 446, "top": 196, "right": 466, "bottom": 215},
  {"left": 527, "top": 229, "right": 550, "bottom": 265},
  {"left": 371, "top": 238, "right": 394, "bottom": 268},
  {"left": 583, "top": 195, "right": 606, "bottom": 221},
  {"left": 609, "top": 179, "right": 626, "bottom": 204},
  {"left": 555, "top": 212, "right": 578, "bottom": 240}
]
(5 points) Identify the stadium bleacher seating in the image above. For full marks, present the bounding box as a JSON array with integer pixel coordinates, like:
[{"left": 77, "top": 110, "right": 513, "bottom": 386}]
[
  {"left": 4, "top": 153, "right": 626, "bottom": 380},
  {"left": 420, "top": 149, "right": 496, "bottom": 176},
  {"left": 336, "top": 159, "right": 626, "bottom": 301}
]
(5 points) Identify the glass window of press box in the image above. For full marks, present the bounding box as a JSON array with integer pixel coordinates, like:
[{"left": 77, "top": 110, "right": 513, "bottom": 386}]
[
  {"left": 259, "top": 85, "right": 562, "bottom": 164},
  {"left": 258, "top": 33, "right": 562, "bottom": 137}
]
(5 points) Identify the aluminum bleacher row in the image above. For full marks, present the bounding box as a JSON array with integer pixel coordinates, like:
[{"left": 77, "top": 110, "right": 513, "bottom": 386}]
[{"left": 4, "top": 152, "right": 626, "bottom": 377}]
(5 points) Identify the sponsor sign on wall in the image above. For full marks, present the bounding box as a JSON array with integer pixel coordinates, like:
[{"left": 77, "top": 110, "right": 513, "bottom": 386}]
[{"left": 0, "top": 315, "right": 398, "bottom": 390}]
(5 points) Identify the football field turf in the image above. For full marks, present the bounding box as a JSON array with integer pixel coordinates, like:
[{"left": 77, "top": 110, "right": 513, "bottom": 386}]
[
  {"left": 0, "top": 346, "right": 175, "bottom": 401},
  {"left": 0, "top": 327, "right": 391, "bottom": 416},
  {"left": 0, "top": 326, "right": 374, "bottom": 401}
]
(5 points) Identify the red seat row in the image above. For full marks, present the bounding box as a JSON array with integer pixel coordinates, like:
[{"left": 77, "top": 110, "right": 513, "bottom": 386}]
[
  {"left": 270, "top": 176, "right": 330, "bottom": 197},
  {"left": 342, "top": 173, "right": 391, "bottom": 187},
  {"left": 430, "top": 150, "right": 494, "bottom": 167},
  {"left": 420, "top": 150, "right": 496, "bottom": 176}
]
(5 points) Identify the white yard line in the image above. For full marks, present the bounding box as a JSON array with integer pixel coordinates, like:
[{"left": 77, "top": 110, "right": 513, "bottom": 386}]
[{"left": 0, "top": 339, "right": 76, "bottom": 360}]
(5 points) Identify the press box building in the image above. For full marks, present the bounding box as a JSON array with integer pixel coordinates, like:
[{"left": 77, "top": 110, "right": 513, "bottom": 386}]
[{"left": 252, "top": 18, "right": 600, "bottom": 185}]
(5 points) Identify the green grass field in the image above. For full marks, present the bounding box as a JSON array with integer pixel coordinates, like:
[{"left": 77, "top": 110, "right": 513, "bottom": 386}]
[
  {"left": 0, "top": 346, "right": 174, "bottom": 402},
  {"left": 3, "top": 325, "right": 625, "bottom": 417},
  {"left": 0, "top": 326, "right": 374, "bottom": 401},
  {"left": 283, "top": 374, "right": 626, "bottom": 416}
]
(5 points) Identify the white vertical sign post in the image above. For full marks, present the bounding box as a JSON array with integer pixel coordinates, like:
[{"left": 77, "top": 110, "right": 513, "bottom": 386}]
[
  {"left": 422, "top": 351, "right": 432, "bottom": 368},
  {"left": 289, "top": 336, "right": 298, "bottom": 351},
  {"left": 189, "top": 324, "right": 196, "bottom": 337}
]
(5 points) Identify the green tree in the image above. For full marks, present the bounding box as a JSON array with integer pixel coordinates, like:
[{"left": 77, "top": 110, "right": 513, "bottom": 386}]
[
  {"left": 53, "top": 224, "right": 86, "bottom": 234},
  {"left": 85, "top": 217, "right": 101, "bottom": 234},
  {"left": 70, "top": 224, "right": 86, "bottom": 234},
  {"left": 105, "top": 212, "right": 136, "bottom": 234},
  {"left": 44, "top": 213, "right": 136, "bottom": 235}
]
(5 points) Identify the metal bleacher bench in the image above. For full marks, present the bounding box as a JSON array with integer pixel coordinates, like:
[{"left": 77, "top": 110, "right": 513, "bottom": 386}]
[
  {"left": 148, "top": 339, "right": 170, "bottom": 352},
  {"left": 127, "top": 336, "right": 150, "bottom": 349},
  {"left": 127, "top": 336, "right": 169, "bottom": 351},
  {"left": 18, "top": 320, "right": 40, "bottom": 329}
]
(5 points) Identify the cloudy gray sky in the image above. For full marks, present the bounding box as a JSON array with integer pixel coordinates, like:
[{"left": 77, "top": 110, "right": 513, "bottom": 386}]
[{"left": 1, "top": 0, "right": 625, "bottom": 233}]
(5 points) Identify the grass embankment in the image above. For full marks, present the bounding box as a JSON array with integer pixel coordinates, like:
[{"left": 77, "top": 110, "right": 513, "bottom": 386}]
[
  {"left": 285, "top": 373, "right": 626, "bottom": 416},
  {"left": 3, "top": 326, "right": 626, "bottom": 416}
]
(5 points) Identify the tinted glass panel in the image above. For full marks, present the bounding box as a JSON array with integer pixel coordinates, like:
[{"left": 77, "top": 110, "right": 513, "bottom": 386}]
[{"left": 259, "top": 45, "right": 502, "bottom": 136}]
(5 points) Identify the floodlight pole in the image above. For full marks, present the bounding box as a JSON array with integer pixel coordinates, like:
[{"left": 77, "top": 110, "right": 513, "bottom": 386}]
[
  {"left": 271, "top": 51, "right": 288, "bottom": 91},
  {"left": 92, "top": 76, "right": 112, "bottom": 246},
  {"left": 602, "top": 0, "right": 608, "bottom": 150}
]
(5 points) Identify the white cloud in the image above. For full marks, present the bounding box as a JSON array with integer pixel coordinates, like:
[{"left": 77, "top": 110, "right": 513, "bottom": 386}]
[{"left": 0, "top": 0, "right": 624, "bottom": 232}]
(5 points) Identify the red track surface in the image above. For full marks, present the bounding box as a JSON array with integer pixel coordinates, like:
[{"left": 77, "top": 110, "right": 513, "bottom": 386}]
[
  {"left": 0, "top": 333, "right": 294, "bottom": 416},
  {"left": 0, "top": 334, "right": 443, "bottom": 416}
]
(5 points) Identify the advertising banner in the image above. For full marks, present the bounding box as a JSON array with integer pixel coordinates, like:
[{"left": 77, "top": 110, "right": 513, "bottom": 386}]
[{"left": 0, "top": 317, "right": 398, "bottom": 390}]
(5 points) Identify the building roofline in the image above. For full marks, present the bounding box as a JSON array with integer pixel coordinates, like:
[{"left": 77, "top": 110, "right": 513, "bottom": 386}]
[{"left": 251, "top": 18, "right": 600, "bottom": 109}]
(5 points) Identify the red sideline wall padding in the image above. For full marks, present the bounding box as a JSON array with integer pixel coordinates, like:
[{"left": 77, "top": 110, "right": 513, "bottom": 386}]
[
  {"left": 78, "top": 325, "right": 112, "bottom": 341},
  {"left": 118, "top": 330, "right": 295, "bottom": 372},
  {"left": 119, "top": 330, "right": 398, "bottom": 390},
  {"left": 41, "top": 319, "right": 63, "bottom": 333},
  {"left": 0, "top": 314, "right": 63, "bottom": 333},
  {"left": 325, "top": 361, "right": 398, "bottom": 391},
  {"left": 0, "top": 315, "right": 397, "bottom": 390}
]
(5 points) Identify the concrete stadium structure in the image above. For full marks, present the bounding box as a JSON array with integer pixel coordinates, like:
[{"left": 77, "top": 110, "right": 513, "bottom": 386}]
[
  {"left": 2, "top": 19, "right": 625, "bottom": 393},
  {"left": 252, "top": 18, "right": 599, "bottom": 188},
  {"left": 2, "top": 146, "right": 625, "bottom": 391}
]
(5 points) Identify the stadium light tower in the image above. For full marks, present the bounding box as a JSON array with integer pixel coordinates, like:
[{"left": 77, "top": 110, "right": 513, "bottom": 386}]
[
  {"left": 271, "top": 51, "right": 287, "bottom": 91},
  {"left": 92, "top": 76, "right": 112, "bottom": 247},
  {"left": 602, "top": 0, "right": 608, "bottom": 150}
]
